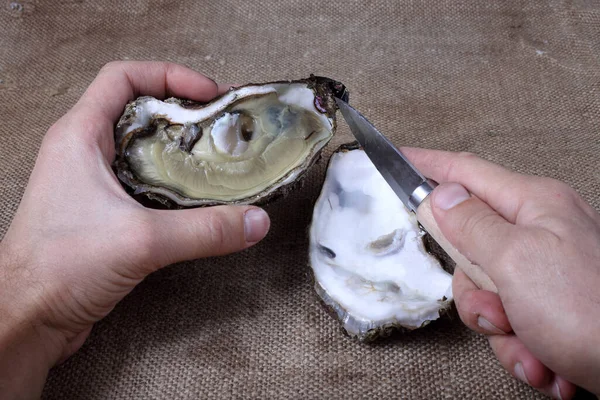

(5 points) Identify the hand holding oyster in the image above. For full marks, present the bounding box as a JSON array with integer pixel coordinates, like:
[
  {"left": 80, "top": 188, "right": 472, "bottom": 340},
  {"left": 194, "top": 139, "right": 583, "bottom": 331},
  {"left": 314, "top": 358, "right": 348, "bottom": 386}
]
[{"left": 113, "top": 75, "right": 453, "bottom": 341}]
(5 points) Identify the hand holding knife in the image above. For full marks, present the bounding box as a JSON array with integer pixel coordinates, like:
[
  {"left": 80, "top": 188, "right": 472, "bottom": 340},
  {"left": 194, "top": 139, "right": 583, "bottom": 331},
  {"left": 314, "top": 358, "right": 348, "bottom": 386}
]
[{"left": 335, "top": 98, "right": 498, "bottom": 293}]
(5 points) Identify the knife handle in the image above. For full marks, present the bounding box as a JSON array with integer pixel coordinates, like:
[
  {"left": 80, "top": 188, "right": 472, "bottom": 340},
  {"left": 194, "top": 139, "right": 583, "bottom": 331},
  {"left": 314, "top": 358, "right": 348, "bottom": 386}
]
[{"left": 416, "top": 195, "right": 499, "bottom": 293}]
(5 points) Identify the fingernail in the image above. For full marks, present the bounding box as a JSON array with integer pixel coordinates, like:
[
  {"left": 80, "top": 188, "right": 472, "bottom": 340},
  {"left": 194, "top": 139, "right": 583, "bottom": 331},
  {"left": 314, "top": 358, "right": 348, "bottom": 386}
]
[
  {"left": 433, "top": 183, "right": 471, "bottom": 210},
  {"left": 244, "top": 208, "right": 269, "bottom": 243},
  {"left": 552, "top": 381, "right": 563, "bottom": 400},
  {"left": 477, "top": 316, "right": 506, "bottom": 335},
  {"left": 514, "top": 362, "right": 530, "bottom": 385}
]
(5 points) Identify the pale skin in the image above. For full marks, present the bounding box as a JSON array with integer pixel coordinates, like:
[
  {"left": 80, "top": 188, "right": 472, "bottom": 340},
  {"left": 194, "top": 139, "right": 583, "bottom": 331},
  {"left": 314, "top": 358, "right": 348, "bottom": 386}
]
[{"left": 0, "top": 62, "right": 598, "bottom": 399}]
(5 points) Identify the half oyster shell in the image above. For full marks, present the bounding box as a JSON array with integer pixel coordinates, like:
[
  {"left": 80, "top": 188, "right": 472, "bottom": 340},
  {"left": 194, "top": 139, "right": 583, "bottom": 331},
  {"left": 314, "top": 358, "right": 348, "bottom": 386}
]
[
  {"left": 114, "top": 76, "right": 347, "bottom": 207},
  {"left": 309, "top": 144, "right": 453, "bottom": 341}
]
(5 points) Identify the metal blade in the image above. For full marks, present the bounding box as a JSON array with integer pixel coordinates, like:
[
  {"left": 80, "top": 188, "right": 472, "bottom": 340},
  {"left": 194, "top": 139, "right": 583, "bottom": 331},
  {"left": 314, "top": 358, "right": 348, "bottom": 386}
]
[{"left": 335, "top": 98, "right": 432, "bottom": 212}]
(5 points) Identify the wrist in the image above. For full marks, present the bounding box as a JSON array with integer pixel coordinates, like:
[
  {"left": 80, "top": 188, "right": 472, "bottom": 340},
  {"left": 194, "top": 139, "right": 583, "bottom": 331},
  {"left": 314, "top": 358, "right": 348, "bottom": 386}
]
[
  {"left": 0, "top": 241, "right": 65, "bottom": 399},
  {"left": 0, "top": 316, "right": 61, "bottom": 398}
]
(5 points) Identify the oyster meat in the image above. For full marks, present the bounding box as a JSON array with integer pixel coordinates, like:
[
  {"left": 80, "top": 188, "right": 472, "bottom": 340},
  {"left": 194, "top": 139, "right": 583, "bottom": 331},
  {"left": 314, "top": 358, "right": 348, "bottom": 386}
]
[
  {"left": 114, "top": 76, "right": 347, "bottom": 207},
  {"left": 309, "top": 145, "right": 453, "bottom": 341}
]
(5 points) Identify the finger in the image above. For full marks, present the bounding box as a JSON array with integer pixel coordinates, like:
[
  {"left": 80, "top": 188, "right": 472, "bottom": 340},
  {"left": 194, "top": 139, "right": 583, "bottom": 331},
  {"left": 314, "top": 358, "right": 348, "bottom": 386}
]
[
  {"left": 488, "top": 334, "right": 552, "bottom": 391},
  {"left": 554, "top": 376, "right": 577, "bottom": 400},
  {"left": 76, "top": 61, "right": 219, "bottom": 124},
  {"left": 430, "top": 182, "right": 516, "bottom": 280},
  {"left": 401, "top": 148, "right": 526, "bottom": 223},
  {"left": 452, "top": 268, "right": 511, "bottom": 335},
  {"left": 488, "top": 335, "right": 577, "bottom": 399},
  {"left": 149, "top": 205, "right": 270, "bottom": 267}
]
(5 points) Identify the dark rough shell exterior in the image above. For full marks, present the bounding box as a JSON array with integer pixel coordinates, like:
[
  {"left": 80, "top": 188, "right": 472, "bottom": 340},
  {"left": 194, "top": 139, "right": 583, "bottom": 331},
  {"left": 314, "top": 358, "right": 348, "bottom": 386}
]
[{"left": 113, "top": 75, "right": 348, "bottom": 209}]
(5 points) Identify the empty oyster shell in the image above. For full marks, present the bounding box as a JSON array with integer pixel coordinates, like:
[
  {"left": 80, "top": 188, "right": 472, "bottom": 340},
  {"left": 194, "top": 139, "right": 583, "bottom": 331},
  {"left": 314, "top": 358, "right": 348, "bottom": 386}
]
[
  {"left": 309, "top": 144, "right": 453, "bottom": 341},
  {"left": 114, "top": 76, "right": 347, "bottom": 207}
]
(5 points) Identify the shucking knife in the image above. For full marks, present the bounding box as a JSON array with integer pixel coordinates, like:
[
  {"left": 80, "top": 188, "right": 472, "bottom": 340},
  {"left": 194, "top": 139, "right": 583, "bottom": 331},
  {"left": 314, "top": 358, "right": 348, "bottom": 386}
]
[{"left": 335, "top": 98, "right": 498, "bottom": 293}]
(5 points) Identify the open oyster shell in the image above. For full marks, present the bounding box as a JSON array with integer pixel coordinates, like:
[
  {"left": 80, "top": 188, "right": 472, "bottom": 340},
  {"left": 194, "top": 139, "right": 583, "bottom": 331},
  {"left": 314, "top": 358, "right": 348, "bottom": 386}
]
[
  {"left": 309, "top": 144, "right": 453, "bottom": 341},
  {"left": 114, "top": 76, "right": 347, "bottom": 207}
]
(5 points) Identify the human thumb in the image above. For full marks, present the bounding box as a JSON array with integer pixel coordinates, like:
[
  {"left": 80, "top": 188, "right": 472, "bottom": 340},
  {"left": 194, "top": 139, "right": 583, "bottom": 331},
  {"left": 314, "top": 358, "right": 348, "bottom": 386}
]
[
  {"left": 429, "top": 183, "right": 514, "bottom": 279},
  {"left": 149, "top": 205, "right": 270, "bottom": 266}
]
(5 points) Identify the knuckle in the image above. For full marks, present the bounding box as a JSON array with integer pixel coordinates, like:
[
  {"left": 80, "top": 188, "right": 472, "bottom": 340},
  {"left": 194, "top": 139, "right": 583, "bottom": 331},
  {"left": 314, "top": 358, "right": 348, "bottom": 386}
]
[
  {"left": 455, "top": 289, "right": 478, "bottom": 321},
  {"left": 519, "top": 176, "right": 584, "bottom": 227},
  {"left": 494, "top": 236, "right": 522, "bottom": 275},
  {"left": 41, "top": 117, "right": 105, "bottom": 161},
  {"left": 452, "top": 286, "right": 487, "bottom": 332},
  {"left": 539, "top": 177, "right": 574, "bottom": 194},
  {"left": 530, "top": 176, "right": 580, "bottom": 209},
  {"left": 40, "top": 120, "right": 76, "bottom": 159},
  {"left": 100, "top": 60, "right": 125, "bottom": 73},
  {"left": 163, "top": 61, "right": 175, "bottom": 75},
  {"left": 456, "top": 151, "right": 479, "bottom": 161},
  {"left": 202, "top": 211, "right": 230, "bottom": 249},
  {"left": 42, "top": 123, "right": 63, "bottom": 146},
  {"left": 456, "top": 287, "right": 479, "bottom": 309},
  {"left": 446, "top": 151, "right": 480, "bottom": 180},
  {"left": 455, "top": 209, "right": 497, "bottom": 245}
]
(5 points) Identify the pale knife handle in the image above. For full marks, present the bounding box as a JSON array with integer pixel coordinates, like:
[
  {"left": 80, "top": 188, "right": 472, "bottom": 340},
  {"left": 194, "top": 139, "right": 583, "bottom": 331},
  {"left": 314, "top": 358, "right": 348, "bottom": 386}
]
[{"left": 416, "top": 195, "right": 499, "bottom": 293}]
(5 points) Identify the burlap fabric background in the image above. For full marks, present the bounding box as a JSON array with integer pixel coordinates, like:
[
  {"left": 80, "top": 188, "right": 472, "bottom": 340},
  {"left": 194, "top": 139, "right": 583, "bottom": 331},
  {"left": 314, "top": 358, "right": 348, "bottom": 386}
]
[{"left": 1, "top": 1, "right": 599, "bottom": 399}]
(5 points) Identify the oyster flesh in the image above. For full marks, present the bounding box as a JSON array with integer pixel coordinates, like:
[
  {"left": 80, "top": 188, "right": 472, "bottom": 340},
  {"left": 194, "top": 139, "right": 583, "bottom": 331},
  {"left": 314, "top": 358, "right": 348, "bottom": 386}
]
[
  {"left": 114, "top": 76, "right": 347, "bottom": 207},
  {"left": 309, "top": 144, "right": 453, "bottom": 341}
]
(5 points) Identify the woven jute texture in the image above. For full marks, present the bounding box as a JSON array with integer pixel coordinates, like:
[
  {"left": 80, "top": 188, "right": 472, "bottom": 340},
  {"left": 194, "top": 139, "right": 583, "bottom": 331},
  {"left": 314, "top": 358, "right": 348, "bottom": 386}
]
[{"left": 2, "top": 0, "right": 599, "bottom": 399}]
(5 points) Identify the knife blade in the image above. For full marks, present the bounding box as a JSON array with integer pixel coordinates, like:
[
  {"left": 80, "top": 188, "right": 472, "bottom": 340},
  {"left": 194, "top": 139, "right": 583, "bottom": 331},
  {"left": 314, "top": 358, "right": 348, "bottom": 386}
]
[
  {"left": 334, "top": 97, "right": 498, "bottom": 293},
  {"left": 334, "top": 98, "right": 434, "bottom": 213}
]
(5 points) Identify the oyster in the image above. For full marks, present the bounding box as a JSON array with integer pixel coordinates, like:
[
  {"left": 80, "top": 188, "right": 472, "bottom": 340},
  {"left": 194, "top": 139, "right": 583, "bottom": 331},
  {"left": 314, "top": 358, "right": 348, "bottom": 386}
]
[
  {"left": 114, "top": 76, "right": 347, "bottom": 207},
  {"left": 309, "top": 144, "right": 453, "bottom": 341}
]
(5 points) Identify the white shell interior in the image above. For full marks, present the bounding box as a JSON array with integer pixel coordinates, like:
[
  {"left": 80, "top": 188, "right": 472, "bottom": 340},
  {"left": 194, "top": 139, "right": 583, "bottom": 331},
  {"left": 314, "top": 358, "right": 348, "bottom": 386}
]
[{"left": 309, "top": 149, "right": 453, "bottom": 337}]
